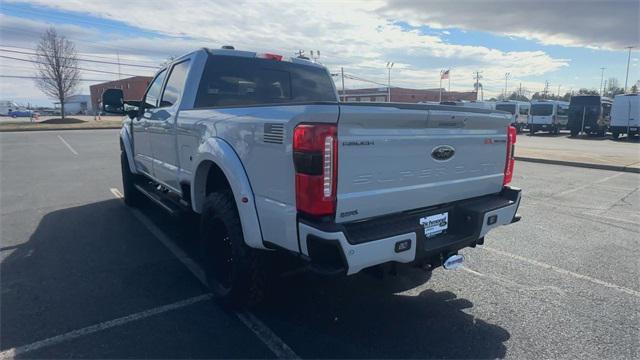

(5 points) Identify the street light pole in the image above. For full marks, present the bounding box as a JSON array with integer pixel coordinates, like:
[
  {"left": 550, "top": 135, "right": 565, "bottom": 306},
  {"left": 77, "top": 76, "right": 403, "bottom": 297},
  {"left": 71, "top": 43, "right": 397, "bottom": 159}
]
[
  {"left": 599, "top": 67, "right": 606, "bottom": 95},
  {"left": 624, "top": 46, "right": 634, "bottom": 93},
  {"left": 386, "top": 62, "right": 394, "bottom": 102}
]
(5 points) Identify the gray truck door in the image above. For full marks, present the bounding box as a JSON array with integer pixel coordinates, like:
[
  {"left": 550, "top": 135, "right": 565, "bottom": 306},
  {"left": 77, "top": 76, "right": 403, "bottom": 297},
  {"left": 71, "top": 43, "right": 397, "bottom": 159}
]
[
  {"left": 147, "top": 59, "right": 191, "bottom": 191},
  {"left": 134, "top": 69, "right": 166, "bottom": 176}
]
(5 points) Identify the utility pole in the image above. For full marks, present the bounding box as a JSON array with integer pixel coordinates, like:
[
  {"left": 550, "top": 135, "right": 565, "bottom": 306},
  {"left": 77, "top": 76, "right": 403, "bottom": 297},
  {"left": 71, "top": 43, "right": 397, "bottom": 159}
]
[
  {"left": 504, "top": 72, "right": 511, "bottom": 99},
  {"left": 518, "top": 82, "right": 522, "bottom": 100},
  {"left": 557, "top": 84, "right": 561, "bottom": 98},
  {"left": 624, "top": 46, "right": 634, "bottom": 93},
  {"left": 386, "top": 62, "right": 394, "bottom": 102},
  {"left": 543, "top": 80, "right": 550, "bottom": 99},
  {"left": 116, "top": 51, "right": 121, "bottom": 80},
  {"left": 341, "top": 67, "right": 345, "bottom": 102},
  {"left": 473, "top": 71, "right": 483, "bottom": 101},
  {"left": 599, "top": 67, "right": 606, "bottom": 95},
  {"left": 603, "top": 80, "right": 608, "bottom": 97}
]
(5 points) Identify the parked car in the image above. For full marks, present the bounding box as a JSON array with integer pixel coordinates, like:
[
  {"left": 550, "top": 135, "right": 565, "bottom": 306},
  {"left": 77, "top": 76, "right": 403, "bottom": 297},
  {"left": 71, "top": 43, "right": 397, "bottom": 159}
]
[
  {"left": 610, "top": 93, "right": 639, "bottom": 140},
  {"left": 102, "top": 47, "right": 522, "bottom": 307},
  {"left": 528, "top": 100, "right": 569, "bottom": 135},
  {"left": 495, "top": 101, "right": 529, "bottom": 133},
  {"left": 567, "top": 95, "right": 612, "bottom": 137},
  {"left": 8, "top": 110, "right": 34, "bottom": 118}
]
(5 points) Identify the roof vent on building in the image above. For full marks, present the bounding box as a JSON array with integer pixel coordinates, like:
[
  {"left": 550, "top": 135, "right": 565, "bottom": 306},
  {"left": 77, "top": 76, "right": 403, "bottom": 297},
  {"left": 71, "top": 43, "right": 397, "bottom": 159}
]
[{"left": 221, "top": 45, "right": 235, "bottom": 50}]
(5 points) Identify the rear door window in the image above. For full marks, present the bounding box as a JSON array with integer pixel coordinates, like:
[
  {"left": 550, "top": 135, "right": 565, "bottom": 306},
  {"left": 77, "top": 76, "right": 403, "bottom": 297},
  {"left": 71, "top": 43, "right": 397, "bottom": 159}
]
[
  {"left": 519, "top": 106, "right": 529, "bottom": 115},
  {"left": 531, "top": 104, "right": 553, "bottom": 116},
  {"left": 496, "top": 104, "right": 516, "bottom": 114},
  {"left": 160, "top": 60, "right": 191, "bottom": 108},
  {"left": 195, "top": 55, "right": 335, "bottom": 108}
]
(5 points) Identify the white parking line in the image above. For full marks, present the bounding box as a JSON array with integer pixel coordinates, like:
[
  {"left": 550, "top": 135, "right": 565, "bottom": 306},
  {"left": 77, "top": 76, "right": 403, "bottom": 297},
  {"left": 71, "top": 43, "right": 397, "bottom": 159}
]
[
  {"left": 0, "top": 294, "right": 212, "bottom": 360},
  {"left": 483, "top": 246, "right": 640, "bottom": 298},
  {"left": 553, "top": 172, "right": 625, "bottom": 197},
  {"left": 110, "top": 188, "right": 300, "bottom": 359},
  {"left": 57, "top": 135, "right": 78, "bottom": 156}
]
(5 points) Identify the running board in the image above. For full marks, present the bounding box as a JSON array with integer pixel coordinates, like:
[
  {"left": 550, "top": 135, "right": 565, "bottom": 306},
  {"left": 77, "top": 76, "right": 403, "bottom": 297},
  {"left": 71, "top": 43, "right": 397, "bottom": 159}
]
[{"left": 134, "top": 183, "right": 187, "bottom": 216}]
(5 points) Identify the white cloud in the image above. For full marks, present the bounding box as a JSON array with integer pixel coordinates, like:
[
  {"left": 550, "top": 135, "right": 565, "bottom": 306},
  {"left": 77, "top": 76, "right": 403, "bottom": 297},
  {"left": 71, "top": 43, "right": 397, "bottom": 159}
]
[
  {"left": 380, "top": 0, "right": 639, "bottom": 50},
  {"left": 2, "top": 0, "right": 571, "bottom": 103}
]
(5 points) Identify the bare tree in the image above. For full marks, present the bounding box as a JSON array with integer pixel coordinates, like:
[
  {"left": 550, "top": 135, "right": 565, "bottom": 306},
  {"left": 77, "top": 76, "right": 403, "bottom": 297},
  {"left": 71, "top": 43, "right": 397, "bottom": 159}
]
[{"left": 34, "top": 27, "right": 80, "bottom": 120}]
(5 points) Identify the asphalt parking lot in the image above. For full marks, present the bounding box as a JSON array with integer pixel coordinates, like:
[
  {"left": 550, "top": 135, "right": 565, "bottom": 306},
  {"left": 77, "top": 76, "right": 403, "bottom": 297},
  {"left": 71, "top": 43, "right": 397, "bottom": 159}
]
[{"left": 1, "top": 129, "right": 639, "bottom": 359}]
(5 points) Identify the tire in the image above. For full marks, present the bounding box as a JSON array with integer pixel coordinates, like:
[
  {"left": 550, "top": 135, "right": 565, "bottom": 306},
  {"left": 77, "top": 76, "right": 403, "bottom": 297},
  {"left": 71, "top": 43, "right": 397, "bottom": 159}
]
[
  {"left": 529, "top": 127, "right": 535, "bottom": 136},
  {"left": 570, "top": 128, "right": 579, "bottom": 137},
  {"left": 121, "top": 151, "right": 143, "bottom": 207},
  {"left": 612, "top": 131, "right": 620, "bottom": 140},
  {"left": 200, "top": 191, "right": 266, "bottom": 308}
]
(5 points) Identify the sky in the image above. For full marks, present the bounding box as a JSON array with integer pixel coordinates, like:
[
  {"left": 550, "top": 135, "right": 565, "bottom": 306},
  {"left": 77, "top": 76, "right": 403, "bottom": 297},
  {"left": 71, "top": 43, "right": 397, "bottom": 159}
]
[{"left": 0, "top": 0, "right": 638, "bottom": 107}]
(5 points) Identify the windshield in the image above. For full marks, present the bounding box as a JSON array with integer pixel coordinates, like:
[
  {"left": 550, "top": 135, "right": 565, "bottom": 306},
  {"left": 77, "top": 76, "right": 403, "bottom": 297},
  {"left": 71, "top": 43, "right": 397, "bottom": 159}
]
[
  {"left": 531, "top": 104, "right": 554, "bottom": 116},
  {"left": 495, "top": 104, "right": 516, "bottom": 114}
]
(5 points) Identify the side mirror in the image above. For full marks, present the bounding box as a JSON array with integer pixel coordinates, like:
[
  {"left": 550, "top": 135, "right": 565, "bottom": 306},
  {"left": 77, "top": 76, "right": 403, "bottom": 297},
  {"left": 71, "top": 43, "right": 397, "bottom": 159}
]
[{"left": 102, "top": 88, "right": 125, "bottom": 114}]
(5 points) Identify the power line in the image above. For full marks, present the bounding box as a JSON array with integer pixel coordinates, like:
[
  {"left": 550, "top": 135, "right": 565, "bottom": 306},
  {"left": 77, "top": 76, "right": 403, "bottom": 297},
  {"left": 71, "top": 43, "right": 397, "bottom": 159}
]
[
  {"left": 0, "top": 48, "right": 158, "bottom": 68},
  {"left": 0, "top": 43, "right": 160, "bottom": 64},
  {"left": 0, "top": 75, "right": 112, "bottom": 82},
  {"left": 0, "top": 54, "right": 148, "bottom": 77}
]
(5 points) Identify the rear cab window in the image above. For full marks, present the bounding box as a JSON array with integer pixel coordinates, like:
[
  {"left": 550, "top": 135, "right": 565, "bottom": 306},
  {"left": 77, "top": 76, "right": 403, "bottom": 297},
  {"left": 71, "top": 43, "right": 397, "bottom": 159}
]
[{"left": 194, "top": 55, "right": 336, "bottom": 108}]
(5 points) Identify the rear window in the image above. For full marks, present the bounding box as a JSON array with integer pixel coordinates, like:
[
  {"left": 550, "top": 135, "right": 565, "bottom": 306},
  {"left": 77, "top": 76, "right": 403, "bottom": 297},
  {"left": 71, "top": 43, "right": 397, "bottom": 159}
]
[
  {"left": 496, "top": 104, "right": 516, "bottom": 114},
  {"left": 194, "top": 55, "right": 336, "bottom": 108},
  {"left": 531, "top": 104, "right": 553, "bottom": 116}
]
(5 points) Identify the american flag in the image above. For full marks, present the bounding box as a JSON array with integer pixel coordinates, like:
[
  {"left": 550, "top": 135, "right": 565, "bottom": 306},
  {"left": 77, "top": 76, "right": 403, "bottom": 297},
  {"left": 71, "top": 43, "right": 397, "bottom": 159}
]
[{"left": 441, "top": 69, "right": 450, "bottom": 80}]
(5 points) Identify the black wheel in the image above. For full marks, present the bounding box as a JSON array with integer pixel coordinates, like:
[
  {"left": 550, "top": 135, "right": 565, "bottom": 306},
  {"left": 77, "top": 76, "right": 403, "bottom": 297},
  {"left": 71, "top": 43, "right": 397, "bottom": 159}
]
[
  {"left": 612, "top": 131, "right": 620, "bottom": 140},
  {"left": 200, "top": 191, "right": 266, "bottom": 308},
  {"left": 529, "top": 127, "right": 535, "bottom": 136},
  {"left": 570, "top": 128, "right": 579, "bottom": 137},
  {"left": 121, "top": 151, "right": 143, "bottom": 207}
]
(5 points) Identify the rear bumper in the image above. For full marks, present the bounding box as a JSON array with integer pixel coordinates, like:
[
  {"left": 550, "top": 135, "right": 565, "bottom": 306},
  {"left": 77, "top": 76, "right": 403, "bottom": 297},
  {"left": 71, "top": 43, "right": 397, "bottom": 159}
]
[
  {"left": 298, "top": 187, "right": 522, "bottom": 275},
  {"left": 610, "top": 125, "right": 639, "bottom": 135}
]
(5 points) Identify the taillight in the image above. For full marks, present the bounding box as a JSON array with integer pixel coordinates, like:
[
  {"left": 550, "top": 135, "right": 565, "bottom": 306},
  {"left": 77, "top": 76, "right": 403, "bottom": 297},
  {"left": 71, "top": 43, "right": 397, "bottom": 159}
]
[
  {"left": 293, "top": 123, "right": 337, "bottom": 217},
  {"left": 503, "top": 125, "right": 516, "bottom": 186}
]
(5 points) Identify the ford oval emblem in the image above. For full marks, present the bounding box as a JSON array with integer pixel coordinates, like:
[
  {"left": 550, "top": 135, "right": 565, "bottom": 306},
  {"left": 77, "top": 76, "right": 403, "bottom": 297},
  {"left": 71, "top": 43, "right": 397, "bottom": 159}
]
[{"left": 431, "top": 145, "right": 455, "bottom": 161}]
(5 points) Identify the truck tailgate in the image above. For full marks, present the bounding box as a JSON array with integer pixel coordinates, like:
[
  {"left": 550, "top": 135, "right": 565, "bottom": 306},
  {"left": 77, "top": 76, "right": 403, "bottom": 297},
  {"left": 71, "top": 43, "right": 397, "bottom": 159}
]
[{"left": 335, "top": 104, "right": 510, "bottom": 223}]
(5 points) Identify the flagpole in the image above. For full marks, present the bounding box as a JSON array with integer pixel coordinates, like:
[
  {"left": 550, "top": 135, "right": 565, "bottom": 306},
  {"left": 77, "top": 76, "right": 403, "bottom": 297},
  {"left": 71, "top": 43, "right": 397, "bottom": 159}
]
[{"left": 439, "top": 70, "right": 443, "bottom": 102}]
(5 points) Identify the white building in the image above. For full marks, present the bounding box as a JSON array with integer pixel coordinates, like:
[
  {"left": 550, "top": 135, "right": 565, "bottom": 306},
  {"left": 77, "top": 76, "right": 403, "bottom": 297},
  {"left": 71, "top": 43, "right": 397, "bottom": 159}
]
[
  {"left": 0, "top": 100, "right": 20, "bottom": 115},
  {"left": 54, "top": 95, "right": 92, "bottom": 115}
]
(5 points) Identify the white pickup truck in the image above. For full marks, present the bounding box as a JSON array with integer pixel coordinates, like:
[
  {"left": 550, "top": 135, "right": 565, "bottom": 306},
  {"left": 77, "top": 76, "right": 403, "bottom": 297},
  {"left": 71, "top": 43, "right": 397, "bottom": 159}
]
[{"left": 103, "top": 47, "right": 522, "bottom": 306}]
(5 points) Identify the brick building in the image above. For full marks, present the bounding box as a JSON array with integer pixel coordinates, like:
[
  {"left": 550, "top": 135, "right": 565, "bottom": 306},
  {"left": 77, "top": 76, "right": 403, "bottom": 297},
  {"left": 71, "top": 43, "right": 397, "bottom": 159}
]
[
  {"left": 338, "top": 87, "right": 477, "bottom": 103},
  {"left": 89, "top": 76, "right": 153, "bottom": 111}
]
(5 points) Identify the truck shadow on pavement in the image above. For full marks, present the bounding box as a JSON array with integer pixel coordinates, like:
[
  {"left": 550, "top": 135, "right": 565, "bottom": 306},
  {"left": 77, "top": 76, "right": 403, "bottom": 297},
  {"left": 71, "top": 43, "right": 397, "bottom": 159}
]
[{"left": 1, "top": 198, "right": 510, "bottom": 359}]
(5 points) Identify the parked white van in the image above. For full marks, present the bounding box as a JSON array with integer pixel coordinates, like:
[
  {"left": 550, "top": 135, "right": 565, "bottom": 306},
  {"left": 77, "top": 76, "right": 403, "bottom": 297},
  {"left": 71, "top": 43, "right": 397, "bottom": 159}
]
[
  {"left": 529, "top": 100, "right": 569, "bottom": 135},
  {"left": 610, "top": 93, "right": 639, "bottom": 139},
  {"left": 495, "top": 101, "right": 529, "bottom": 132}
]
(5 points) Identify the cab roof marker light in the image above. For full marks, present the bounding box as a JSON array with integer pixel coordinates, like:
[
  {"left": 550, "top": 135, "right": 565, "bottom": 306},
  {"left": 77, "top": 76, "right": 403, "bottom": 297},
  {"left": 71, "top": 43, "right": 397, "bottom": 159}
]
[{"left": 257, "top": 53, "right": 283, "bottom": 61}]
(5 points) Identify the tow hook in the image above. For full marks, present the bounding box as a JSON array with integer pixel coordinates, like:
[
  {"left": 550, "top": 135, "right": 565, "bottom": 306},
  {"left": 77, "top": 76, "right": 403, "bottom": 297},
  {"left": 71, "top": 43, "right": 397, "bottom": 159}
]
[{"left": 443, "top": 254, "right": 464, "bottom": 270}]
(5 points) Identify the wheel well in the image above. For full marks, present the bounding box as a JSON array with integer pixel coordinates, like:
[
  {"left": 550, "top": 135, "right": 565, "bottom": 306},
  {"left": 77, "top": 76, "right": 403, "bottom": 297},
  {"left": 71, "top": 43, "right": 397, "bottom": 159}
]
[
  {"left": 205, "top": 162, "right": 232, "bottom": 195},
  {"left": 193, "top": 160, "right": 233, "bottom": 213}
]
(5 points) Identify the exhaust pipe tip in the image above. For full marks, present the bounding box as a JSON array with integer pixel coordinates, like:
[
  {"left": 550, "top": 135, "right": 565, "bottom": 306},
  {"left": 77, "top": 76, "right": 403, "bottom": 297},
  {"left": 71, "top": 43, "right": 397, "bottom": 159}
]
[{"left": 443, "top": 254, "right": 464, "bottom": 270}]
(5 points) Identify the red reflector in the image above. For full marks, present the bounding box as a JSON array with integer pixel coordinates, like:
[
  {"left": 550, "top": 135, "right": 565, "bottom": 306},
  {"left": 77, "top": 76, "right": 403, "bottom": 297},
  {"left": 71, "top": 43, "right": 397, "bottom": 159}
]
[
  {"left": 503, "top": 125, "right": 517, "bottom": 186},
  {"left": 293, "top": 123, "right": 337, "bottom": 217}
]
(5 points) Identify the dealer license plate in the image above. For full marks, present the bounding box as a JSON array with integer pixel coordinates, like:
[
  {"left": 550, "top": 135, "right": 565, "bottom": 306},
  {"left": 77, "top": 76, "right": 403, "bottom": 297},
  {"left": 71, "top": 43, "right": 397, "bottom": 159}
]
[{"left": 420, "top": 212, "right": 448, "bottom": 238}]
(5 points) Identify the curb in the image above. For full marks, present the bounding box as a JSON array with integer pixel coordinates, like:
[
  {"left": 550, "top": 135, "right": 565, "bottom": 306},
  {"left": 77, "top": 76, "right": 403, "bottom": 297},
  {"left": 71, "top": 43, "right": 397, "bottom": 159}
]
[
  {"left": 515, "top": 156, "right": 640, "bottom": 174},
  {"left": 0, "top": 126, "right": 121, "bottom": 133}
]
